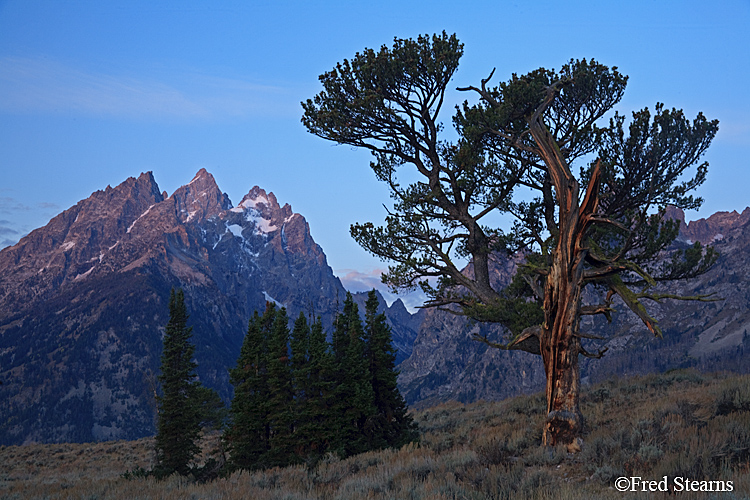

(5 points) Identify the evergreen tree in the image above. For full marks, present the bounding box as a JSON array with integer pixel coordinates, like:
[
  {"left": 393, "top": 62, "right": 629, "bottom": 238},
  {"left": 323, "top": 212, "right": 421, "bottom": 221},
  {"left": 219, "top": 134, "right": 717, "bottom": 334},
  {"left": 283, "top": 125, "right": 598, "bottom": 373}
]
[
  {"left": 227, "top": 307, "right": 273, "bottom": 470},
  {"left": 290, "top": 313, "right": 334, "bottom": 463},
  {"left": 364, "top": 290, "right": 418, "bottom": 449},
  {"left": 329, "top": 293, "right": 375, "bottom": 457},
  {"left": 290, "top": 312, "right": 311, "bottom": 406},
  {"left": 154, "top": 288, "right": 202, "bottom": 477},
  {"left": 264, "top": 306, "right": 295, "bottom": 467},
  {"left": 228, "top": 294, "right": 417, "bottom": 469},
  {"left": 303, "top": 32, "right": 719, "bottom": 448}
]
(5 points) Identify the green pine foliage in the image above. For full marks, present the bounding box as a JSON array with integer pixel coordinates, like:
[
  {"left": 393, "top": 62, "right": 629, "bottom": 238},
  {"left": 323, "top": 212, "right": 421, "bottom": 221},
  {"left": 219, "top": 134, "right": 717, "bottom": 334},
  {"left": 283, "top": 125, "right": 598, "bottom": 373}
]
[
  {"left": 154, "top": 288, "right": 220, "bottom": 478},
  {"left": 265, "top": 306, "right": 296, "bottom": 467},
  {"left": 290, "top": 313, "right": 334, "bottom": 464},
  {"left": 364, "top": 290, "right": 419, "bottom": 449},
  {"left": 330, "top": 293, "right": 376, "bottom": 457},
  {"left": 226, "top": 292, "right": 419, "bottom": 472},
  {"left": 226, "top": 307, "right": 273, "bottom": 471}
]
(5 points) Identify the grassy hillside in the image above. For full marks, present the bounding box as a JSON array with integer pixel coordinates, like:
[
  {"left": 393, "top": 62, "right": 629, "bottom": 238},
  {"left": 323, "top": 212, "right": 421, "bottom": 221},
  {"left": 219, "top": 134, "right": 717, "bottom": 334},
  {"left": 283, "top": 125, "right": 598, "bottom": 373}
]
[{"left": 2, "top": 370, "right": 749, "bottom": 499}]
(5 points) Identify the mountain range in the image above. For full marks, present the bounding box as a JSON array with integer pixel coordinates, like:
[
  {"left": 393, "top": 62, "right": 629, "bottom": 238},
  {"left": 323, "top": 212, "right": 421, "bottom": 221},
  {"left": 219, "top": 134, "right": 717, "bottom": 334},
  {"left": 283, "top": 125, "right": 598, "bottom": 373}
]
[
  {"left": 1, "top": 169, "right": 747, "bottom": 445},
  {"left": 0, "top": 170, "right": 417, "bottom": 445},
  {"left": 398, "top": 205, "right": 750, "bottom": 407}
]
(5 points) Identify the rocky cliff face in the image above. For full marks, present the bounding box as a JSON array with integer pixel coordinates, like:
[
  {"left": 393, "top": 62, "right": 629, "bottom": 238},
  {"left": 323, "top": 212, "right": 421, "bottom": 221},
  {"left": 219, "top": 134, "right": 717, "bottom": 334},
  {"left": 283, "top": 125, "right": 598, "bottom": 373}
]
[
  {"left": 582, "top": 208, "right": 750, "bottom": 378},
  {"left": 665, "top": 205, "right": 750, "bottom": 245},
  {"left": 0, "top": 170, "right": 414, "bottom": 445},
  {"left": 397, "top": 208, "right": 750, "bottom": 406}
]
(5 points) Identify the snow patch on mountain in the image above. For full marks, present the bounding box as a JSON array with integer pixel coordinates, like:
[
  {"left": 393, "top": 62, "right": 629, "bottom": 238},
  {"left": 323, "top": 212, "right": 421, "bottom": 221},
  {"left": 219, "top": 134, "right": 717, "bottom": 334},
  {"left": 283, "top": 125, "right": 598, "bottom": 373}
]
[
  {"left": 229, "top": 207, "right": 277, "bottom": 234},
  {"left": 247, "top": 210, "right": 277, "bottom": 234},
  {"left": 227, "top": 224, "right": 244, "bottom": 238},
  {"left": 127, "top": 204, "right": 156, "bottom": 233},
  {"left": 74, "top": 267, "right": 94, "bottom": 281},
  {"left": 263, "top": 291, "right": 283, "bottom": 307}
]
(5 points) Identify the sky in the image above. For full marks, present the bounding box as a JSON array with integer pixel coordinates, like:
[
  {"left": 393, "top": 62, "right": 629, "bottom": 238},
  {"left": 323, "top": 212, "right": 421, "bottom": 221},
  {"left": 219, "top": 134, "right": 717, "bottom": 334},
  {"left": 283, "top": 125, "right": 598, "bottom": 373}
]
[{"left": 1, "top": 0, "right": 749, "bottom": 310}]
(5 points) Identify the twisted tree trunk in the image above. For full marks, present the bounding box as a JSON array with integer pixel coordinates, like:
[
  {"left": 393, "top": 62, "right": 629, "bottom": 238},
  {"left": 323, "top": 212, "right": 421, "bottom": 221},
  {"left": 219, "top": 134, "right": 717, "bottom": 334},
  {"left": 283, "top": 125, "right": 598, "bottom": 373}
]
[
  {"left": 541, "top": 248, "right": 586, "bottom": 449},
  {"left": 529, "top": 107, "right": 601, "bottom": 450}
]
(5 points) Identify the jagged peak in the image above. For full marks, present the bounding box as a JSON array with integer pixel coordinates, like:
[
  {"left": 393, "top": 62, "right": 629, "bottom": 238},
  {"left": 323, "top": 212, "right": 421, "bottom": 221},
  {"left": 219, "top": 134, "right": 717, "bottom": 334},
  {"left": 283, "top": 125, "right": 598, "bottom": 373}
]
[
  {"left": 90, "top": 171, "right": 162, "bottom": 203},
  {"left": 175, "top": 168, "right": 220, "bottom": 195},
  {"left": 666, "top": 204, "right": 750, "bottom": 245},
  {"left": 664, "top": 205, "right": 686, "bottom": 223},
  {"left": 389, "top": 297, "right": 408, "bottom": 313},
  {"left": 188, "top": 167, "right": 211, "bottom": 184},
  {"left": 237, "top": 186, "right": 279, "bottom": 211},
  {"left": 171, "top": 169, "right": 231, "bottom": 223},
  {"left": 66, "top": 171, "right": 163, "bottom": 227},
  {"left": 232, "top": 186, "right": 296, "bottom": 222}
]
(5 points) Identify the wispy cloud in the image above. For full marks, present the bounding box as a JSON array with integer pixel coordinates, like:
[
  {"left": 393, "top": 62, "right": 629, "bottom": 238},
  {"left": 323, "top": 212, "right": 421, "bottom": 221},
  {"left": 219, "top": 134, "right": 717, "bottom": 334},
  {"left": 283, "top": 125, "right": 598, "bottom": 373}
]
[
  {"left": 37, "top": 202, "right": 61, "bottom": 211},
  {"left": 0, "top": 196, "right": 32, "bottom": 213},
  {"left": 0, "top": 220, "right": 21, "bottom": 249},
  {"left": 0, "top": 197, "right": 60, "bottom": 215},
  {"left": 0, "top": 56, "right": 294, "bottom": 120},
  {"left": 337, "top": 268, "right": 389, "bottom": 294},
  {"left": 0, "top": 222, "right": 20, "bottom": 236},
  {"left": 0, "top": 198, "right": 61, "bottom": 249}
]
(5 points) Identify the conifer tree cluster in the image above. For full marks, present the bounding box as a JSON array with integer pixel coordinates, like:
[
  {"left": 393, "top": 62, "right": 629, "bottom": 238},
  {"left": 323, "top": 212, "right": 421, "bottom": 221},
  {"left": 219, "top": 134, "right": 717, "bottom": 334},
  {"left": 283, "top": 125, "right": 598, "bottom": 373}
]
[
  {"left": 226, "top": 290, "right": 418, "bottom": 470},
  {"left": 151, "top": 288, "right": 416, "bottom": 479}
]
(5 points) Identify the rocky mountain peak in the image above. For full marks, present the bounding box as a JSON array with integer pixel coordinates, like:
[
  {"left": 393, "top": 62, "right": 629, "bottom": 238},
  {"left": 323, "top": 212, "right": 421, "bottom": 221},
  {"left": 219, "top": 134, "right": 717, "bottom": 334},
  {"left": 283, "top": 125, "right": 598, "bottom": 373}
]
[
  {"left": 0, "top": 169, "right": 360, "bottom": 445},
  {"left": 235, "top": 186, "right": 292, "bottom": 221},
  {"left": 0, "top": 172, "right": 164, "bottom": 323},
  {"left": 170, "top": 169, "right": 231, "bottom": 224},
  {"left": 682, "top": 207, "right": 750, "bottom": 244},
  {"left": 664, "top": 205, "right": 687, "bottom": 225},
  {"left": 666, "top": 205, "right": 750, "bottom": 245}
]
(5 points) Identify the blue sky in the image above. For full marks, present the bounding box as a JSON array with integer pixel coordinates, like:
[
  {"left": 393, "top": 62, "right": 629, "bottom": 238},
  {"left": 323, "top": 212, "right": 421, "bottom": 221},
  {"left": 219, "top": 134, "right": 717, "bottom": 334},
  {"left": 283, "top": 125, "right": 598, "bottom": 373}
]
[{"left": 1, "top": 1, "right": 748, "bottom": 309}]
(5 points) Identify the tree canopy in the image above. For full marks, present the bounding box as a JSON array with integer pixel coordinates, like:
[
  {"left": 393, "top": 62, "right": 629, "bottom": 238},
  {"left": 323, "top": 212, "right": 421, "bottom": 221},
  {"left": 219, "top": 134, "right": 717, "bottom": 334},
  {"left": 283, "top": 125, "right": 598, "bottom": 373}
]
[{"left": 302, "top": 32, "right": 719, "bottom": 447}]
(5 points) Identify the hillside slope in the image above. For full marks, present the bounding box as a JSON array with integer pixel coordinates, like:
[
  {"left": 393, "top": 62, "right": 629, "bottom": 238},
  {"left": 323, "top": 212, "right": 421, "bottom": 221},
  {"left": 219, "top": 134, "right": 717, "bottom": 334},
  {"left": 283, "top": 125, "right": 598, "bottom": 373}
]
[{"left": 2, "top": 371, "right": 748, "bottom": 499}]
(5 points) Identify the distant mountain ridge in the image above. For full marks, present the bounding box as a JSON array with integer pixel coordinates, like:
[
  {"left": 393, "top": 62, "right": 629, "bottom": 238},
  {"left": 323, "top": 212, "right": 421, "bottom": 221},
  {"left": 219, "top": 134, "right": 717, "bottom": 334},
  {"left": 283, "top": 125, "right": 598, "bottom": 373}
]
[
  {"left": 665, "top": 205, "right": 750, "bottom": 245},
  {"left": 0, "top": 169, "right": 417, "bottom": 445},
  {"left": 397, "top": 206, "right": 750, "bottom": 407}
]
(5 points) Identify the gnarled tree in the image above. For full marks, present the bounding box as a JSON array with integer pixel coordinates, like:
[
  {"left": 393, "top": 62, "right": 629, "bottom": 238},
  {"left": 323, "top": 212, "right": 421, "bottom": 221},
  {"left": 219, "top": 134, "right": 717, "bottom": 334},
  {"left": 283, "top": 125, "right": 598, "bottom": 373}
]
[{"left": 302, "top": 32, "right": 719, "bottom": 448}]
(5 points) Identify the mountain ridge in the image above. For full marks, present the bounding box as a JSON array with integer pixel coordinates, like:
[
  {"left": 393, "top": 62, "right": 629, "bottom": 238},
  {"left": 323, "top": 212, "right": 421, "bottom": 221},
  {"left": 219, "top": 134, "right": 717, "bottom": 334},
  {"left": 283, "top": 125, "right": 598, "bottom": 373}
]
[
  {"left": 396, "top": 206, "right": 750, "bottom": 406},
  {"left": 0, "top": 169, "right": 417, "bottom": 445}
]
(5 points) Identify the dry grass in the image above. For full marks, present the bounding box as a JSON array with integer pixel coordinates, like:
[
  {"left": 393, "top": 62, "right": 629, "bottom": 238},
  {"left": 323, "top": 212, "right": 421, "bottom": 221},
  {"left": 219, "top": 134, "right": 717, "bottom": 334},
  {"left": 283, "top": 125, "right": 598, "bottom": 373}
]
[{"left": 2, "top": 370, "right": 749, "bottom": 499}]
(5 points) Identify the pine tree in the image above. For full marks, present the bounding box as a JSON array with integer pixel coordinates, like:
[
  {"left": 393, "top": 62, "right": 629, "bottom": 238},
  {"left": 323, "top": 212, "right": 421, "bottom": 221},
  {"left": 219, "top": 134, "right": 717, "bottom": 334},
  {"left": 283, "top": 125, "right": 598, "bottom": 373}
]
[
  {"left": 154, "top": 288, "right": 202, "bottom": 477},
  {"left": 364, "top": 290, "right": 418, "bottom": 449},
  {"left": 304, "top": 32, "right": 719, "bottom": 448},
  {"left": 265, "top": 306, "right": 295, "bottom": 467},
  {"left": 227, "top": 295, "right": 417, "bottom": 470},
  {"left": 290, "top": 313, "right": 334, "bottom": 463},
  {"left": 227, "top": 307, "right": 273, "bottom": 470},
  {"left": 329, "top": 293, "right": 375, "bottom": 457},
  {"left": 289, "top": 313, "right": 313, "bottom": 458}
]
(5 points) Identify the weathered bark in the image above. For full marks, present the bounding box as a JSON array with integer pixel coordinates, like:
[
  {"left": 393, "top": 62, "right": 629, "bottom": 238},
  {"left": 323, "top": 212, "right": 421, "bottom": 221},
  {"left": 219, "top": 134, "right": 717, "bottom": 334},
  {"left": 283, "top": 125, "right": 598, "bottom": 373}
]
[
  {"left": 529, "top": 100, "right": 601, "bottom": 449},
  {"left": 540, "top": 252, "right": 585, "bottom": 449}
]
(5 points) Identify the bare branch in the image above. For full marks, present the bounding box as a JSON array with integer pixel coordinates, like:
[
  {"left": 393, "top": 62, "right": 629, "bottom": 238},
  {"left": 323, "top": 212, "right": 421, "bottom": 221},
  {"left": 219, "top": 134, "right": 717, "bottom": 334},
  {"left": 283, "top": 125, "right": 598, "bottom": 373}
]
[
  {"left": 457, "top": 68, "right": 499, "bottom": 107},
  {"left": 635, "top": 292, "right": 721, "bottom": 303},
  {"left": 579, "top": 345, "right": 608, "bottom": 359},
  {"left": 473, "top": 325, "right": 542, "bottom": 355},
  {"left": 573, "top": 331, "right": 606, "bottom": 340},
  {"left": 580, "top": 305, "right": 614, "bottom": 322}
]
